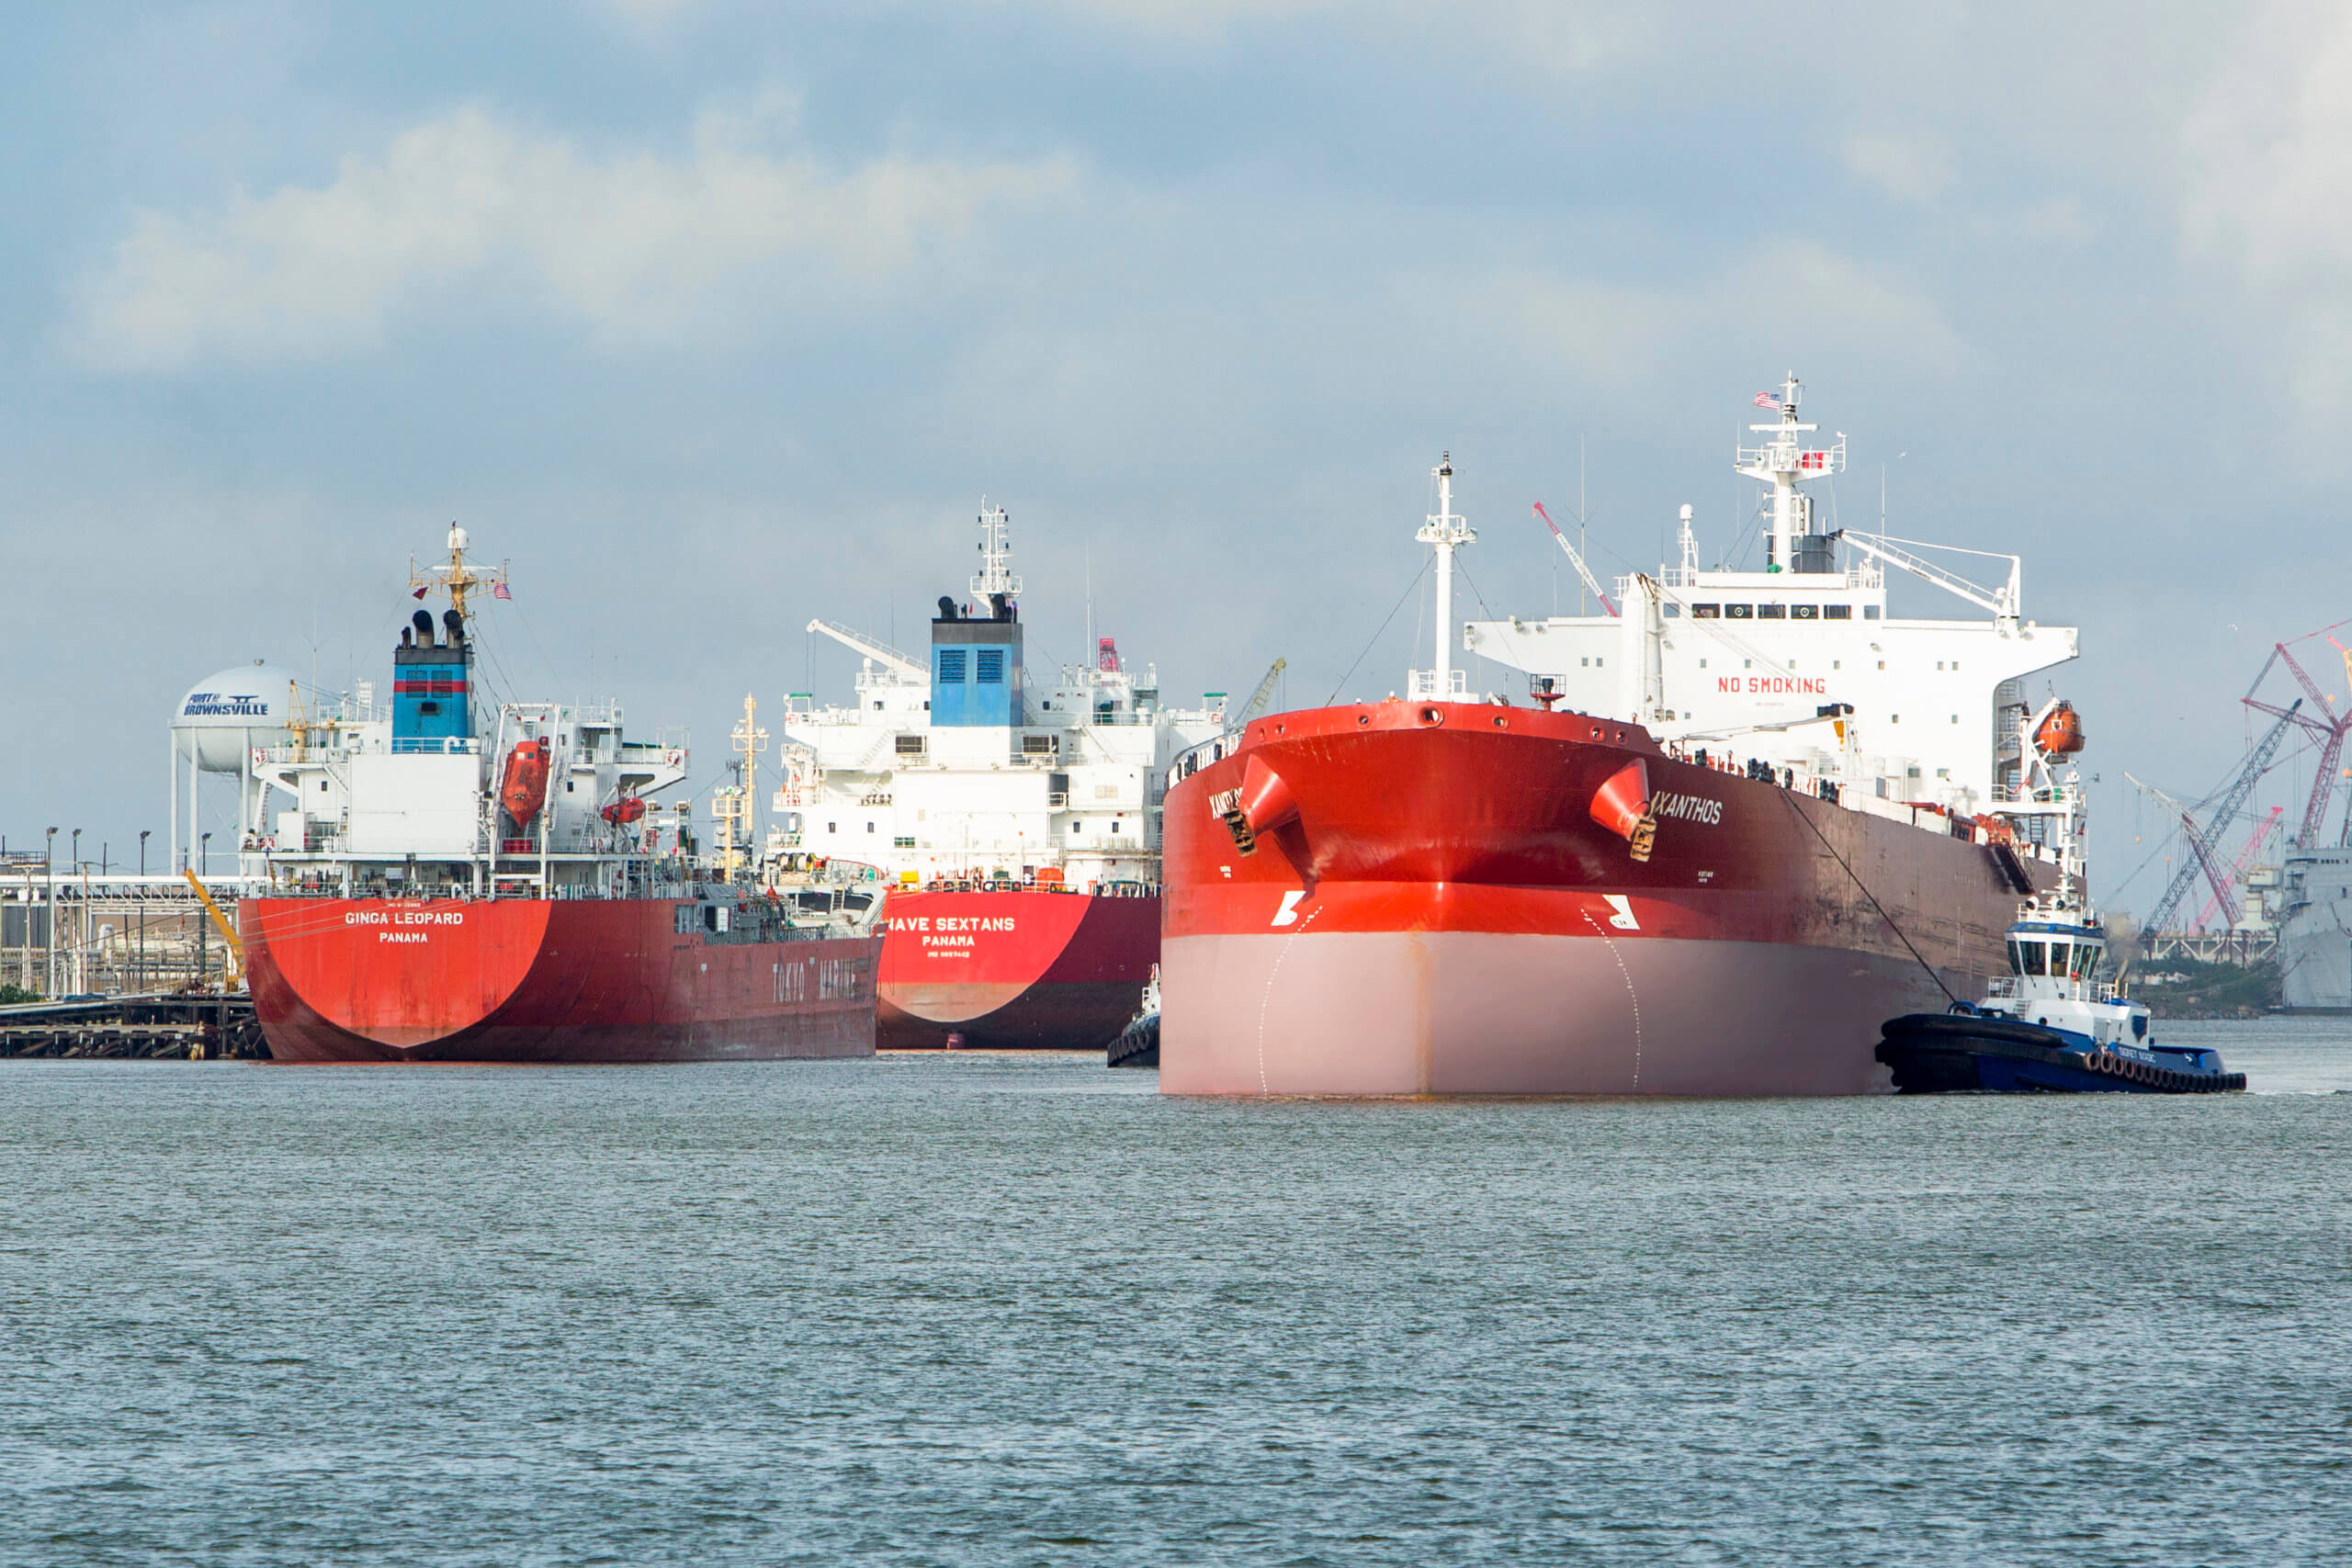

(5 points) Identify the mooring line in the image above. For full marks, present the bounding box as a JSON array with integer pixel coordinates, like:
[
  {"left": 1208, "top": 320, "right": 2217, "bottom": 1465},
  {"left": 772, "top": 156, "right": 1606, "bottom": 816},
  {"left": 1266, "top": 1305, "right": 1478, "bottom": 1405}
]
[{"left": 1774, "top": 787, "right": 1960, "bottom": 1008}]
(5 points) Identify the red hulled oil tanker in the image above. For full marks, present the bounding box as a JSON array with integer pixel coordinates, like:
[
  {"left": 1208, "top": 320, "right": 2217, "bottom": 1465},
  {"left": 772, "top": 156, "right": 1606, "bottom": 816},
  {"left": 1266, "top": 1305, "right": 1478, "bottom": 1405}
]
[
  {"left": 770, "top": 501, "right": 1226, "bottom": 1048},
  {"left": 236, "top": 527, "right": 885, "bottom": 1063},
  {"left": 1159, "top": 378, "right": 2077, "bottom": 1095}
]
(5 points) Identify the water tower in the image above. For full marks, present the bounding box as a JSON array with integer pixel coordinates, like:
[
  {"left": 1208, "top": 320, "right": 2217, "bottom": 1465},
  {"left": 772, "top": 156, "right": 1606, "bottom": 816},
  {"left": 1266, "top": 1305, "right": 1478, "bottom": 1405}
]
[{"left": 170, "top": 661, "right": 297, "bottom": 874}]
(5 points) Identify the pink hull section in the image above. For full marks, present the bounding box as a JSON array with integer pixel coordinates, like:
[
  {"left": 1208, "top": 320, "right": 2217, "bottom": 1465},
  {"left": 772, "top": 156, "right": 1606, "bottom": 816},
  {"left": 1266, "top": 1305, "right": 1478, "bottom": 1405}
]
[{"left": 1160, "top": 931, "right": 1934, "bottom": 1096}]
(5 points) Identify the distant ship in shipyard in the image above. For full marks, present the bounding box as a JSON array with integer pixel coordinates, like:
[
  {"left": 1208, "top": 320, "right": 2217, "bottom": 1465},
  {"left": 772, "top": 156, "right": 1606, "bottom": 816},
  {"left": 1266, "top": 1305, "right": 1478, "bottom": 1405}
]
[
  {"left": 1160, "top": 376, "right": 2085, "bottom": 1095},
  {"left": 2278, "top": 846, "right": 2352, "bottom": 1011},
  {"left": 769, "top": 501, "right": 1229, "bottom": 1048},
  {"left": 234, "top": 527, "right": 886, "bottom": 1063}
]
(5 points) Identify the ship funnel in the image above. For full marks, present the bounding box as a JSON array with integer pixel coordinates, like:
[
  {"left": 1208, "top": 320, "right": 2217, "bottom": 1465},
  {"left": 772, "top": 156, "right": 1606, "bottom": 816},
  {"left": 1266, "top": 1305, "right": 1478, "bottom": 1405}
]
[
  {"left": 412, "top": 609, "right": 435, "bottom": 647},
  {"left": 443, "top": 608, "right": 465, "bottom": 644},
  {"left": 937, "top": 594, "right": 958, "bottom": 622}
]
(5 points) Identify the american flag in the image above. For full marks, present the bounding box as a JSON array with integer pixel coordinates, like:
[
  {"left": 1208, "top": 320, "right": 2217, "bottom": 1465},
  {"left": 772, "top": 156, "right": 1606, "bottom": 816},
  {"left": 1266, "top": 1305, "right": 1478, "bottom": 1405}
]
[
  {"left": 1753, "top": 391, "right": 1781, "bottom": 411},
  {"left": 492, "top": 581, "right": 512, "bottom": 600}
]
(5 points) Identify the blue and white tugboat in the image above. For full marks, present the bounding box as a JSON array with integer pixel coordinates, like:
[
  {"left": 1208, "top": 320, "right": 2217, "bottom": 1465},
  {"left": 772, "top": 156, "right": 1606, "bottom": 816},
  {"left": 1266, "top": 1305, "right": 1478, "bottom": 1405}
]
[{"left": 1877, "top": 700, "right": 2247, "bottom": 1094}]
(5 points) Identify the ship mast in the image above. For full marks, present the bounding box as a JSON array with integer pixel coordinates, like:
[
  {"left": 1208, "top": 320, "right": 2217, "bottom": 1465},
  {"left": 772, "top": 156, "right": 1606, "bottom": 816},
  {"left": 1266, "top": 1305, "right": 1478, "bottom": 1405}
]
[
  {"left": 407, "top": 523, "right": 508, "bottom": 624},
  {"left": 971, "top": 499, "right": 1022, "bottom": 604},
  {"left": 1413, "top": 453, "right": 1475, "bottom": 700},
  {"left": 718, "top": 693, "right": 769, "bottom": 886},
  {"left": 1735, "top": 375, "right": 1844, "bottom": 574}
]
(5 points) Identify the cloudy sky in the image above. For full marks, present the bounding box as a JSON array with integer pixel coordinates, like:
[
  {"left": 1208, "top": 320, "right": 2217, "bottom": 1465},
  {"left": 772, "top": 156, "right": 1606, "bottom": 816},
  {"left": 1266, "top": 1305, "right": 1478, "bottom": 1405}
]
[{"left": 5, "top": 0, "right": 2350, "bottom": 906}]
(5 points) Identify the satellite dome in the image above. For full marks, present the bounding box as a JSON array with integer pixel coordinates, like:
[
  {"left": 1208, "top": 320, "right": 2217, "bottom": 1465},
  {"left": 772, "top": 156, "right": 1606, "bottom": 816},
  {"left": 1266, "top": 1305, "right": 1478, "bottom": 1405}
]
[{"left": 172, "top": 662, "right": 299, "bottom": 773}]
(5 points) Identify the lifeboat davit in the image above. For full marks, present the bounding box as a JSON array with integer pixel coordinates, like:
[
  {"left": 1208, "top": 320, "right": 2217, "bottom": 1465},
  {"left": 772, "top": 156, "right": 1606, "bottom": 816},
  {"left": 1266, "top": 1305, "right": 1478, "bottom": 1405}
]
[
  {"left": 2035, "top": 701, "right": 2086, "bottom": 757},
  {"left": 500, "top": 738, "right": 551, "bottom": 827},
  {"left": 601, "top": 795, "right": 646, "bottom": 826}
]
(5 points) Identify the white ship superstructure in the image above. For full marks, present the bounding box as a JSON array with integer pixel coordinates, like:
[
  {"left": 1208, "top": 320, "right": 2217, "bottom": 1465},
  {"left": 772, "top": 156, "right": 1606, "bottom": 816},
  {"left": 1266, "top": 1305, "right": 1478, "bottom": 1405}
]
[
  {"left": 1464, "top": 375, "right": 2078, "bottom": 819},
  {"left": 233, "top": 526, "right": 695, "bottom": 897},
  {"left": 771, "top": 502, "right": 1227, "bottom": 889}
]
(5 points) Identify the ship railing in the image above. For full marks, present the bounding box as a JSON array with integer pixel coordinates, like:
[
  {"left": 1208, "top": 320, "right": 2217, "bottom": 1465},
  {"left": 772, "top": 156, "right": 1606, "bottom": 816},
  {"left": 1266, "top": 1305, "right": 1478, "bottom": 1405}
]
[
  {"left": 1983, "top": 975, "right": 2021, "bottom": 998},
  {"left": 389, "top": 737, "right": 482, "bottom": 756},
  {"left": 1406, "top": 669, "right": 1467, "bottom": 700},
  {"left": 1168, "top": 734, "right": 1240, "bottom": 786}
]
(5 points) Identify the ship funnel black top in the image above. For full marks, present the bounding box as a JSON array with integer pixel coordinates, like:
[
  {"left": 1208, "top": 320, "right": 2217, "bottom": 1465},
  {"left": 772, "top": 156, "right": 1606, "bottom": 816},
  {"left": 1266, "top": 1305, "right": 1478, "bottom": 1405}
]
[
  {"left": 937, "top": 594, "right": 959, "bottom": 623},
  {"left": 443, "top": 608, "right": 465, "bottom": 643},
  {"left": 394, "top": 604, "right": 471, "bottom": 750}
]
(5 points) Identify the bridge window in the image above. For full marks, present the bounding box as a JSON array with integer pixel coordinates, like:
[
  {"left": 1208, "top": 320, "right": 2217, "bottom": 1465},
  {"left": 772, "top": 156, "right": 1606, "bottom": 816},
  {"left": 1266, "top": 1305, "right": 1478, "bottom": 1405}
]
[
  {"left": 1825, "top": 604, "right": 1852, "bottom": 620},
  {"left": 1864, "top": 605, "right": 1882, "bottom": 619},
  {"left": 1792, "top": 604, "right": 1818, "bottom": 620},
  {"left": 1758, "top": 604, "right": 1787, "bottom": 619},
  {"left": 1725, "top": 604, "right": 1753, "bottom": 620},
  {"left": 1691, "top": 604, "right": 1721, "bottom": 618}
]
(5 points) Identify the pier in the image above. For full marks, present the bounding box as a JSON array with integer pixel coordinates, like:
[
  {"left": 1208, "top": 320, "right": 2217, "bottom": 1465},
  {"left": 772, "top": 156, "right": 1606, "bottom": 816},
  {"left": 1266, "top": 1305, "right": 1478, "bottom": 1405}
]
[{"left": 1, "top": 994, "right": 263, "bottom": 1059}]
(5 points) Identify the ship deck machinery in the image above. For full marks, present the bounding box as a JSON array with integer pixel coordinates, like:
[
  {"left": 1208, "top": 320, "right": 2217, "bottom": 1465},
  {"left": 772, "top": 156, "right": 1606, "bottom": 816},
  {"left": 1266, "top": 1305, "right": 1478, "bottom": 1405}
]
[
  {"left": 1158, "top": 377, "right": 2083, "bottom": 1096},
  {"left": 235, "top": 525, "right": 884, "bottom": 1064}
]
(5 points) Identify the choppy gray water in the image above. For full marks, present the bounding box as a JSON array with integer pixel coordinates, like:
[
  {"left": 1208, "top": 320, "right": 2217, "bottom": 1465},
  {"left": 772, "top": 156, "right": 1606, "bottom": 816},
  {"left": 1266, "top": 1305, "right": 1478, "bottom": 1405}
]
[{"left": 4, "top": 1021, "right": 2349, "bottom": 1565}]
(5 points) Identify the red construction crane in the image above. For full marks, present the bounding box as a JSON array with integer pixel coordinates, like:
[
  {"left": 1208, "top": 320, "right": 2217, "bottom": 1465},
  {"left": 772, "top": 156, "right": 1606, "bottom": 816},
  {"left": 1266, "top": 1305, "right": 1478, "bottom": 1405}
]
[
  {"left": 2193, "top": 804, "right": 2284, "bottom": 931},
  {"left": 2245, "top": 626, "right": 2352, "bottom": 846}
]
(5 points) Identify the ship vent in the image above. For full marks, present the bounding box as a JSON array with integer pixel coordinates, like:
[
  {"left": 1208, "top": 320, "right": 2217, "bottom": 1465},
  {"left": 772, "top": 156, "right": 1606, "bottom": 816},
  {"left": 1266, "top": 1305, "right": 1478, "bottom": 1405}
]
[{"left": 895, "top": 734, "right": 926, "bottom": 758}]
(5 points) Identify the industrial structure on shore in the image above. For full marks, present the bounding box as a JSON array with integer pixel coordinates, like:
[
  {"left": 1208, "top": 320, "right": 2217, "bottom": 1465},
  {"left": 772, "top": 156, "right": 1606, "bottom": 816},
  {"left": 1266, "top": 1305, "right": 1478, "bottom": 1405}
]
[{"left": 2123, "top": 628, "right": 2352, "bottom": 1010}]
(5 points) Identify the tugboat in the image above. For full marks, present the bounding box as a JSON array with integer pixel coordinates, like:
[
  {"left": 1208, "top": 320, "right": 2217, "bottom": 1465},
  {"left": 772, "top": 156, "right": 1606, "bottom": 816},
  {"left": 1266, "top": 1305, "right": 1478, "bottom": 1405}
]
[
  {"left": 1107, "top": 964, "right": 1159, "bottom": 1069},
  {"left": 1877, "top": 701, "right": 2246, "bottom": 1094}
]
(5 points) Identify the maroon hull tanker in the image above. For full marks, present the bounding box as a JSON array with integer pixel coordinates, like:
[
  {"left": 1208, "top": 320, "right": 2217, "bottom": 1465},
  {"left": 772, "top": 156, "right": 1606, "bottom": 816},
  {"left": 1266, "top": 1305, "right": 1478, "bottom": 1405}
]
[{"left": 1160, "top": 378, "right": 2080, "bottom": 1095}]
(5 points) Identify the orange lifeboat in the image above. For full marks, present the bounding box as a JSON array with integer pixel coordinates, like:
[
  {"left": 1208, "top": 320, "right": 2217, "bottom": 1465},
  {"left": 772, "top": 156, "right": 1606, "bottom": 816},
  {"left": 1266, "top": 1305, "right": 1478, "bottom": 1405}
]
[
  {"left": 601, "top": 795, "right": 646, "bottom": 826},
  {"left": 500, "top": 737, "right": 551, "bottom": 827},
  {"left": 2035, "top": 701, "right": 2086, "bottom": 756}
]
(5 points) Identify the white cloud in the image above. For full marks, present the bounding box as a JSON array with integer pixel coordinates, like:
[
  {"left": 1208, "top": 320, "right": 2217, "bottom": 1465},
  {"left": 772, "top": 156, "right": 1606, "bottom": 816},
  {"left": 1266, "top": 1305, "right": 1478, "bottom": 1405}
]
[
  {"left": 1841, "top": 133, "right": 1955, "bottom": 204},
  {"left": 71, "top": 105, "right": 1073, "bottom": 370},
  {"left": 970, "top": 0, "right": 1654, "bottom": 72},
  {"left": 2181, "top": 0, "right": 2352, "bottom": 416},
  {"left": 1480, "top": 239, "right": 1967, "bottom": 383}
]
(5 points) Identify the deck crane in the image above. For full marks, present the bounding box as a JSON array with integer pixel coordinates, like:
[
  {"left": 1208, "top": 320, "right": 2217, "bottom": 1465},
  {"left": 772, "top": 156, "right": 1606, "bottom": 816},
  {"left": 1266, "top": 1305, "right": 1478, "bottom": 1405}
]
[
  {"left": 1233, "top": 658, "right": 1287, "bottom": 728},
  {"left": 1532, "top": 502, "right": 1617, "bottom": 616},
  {"left": 2243, "top": 631, "right": 2352, "bottom": 846},
  {"left": 805, "top": 619, "right": 927, "bottom": 682},
  {"left": 2137, "top": 700, "right": 2301, "bottom": 938}
]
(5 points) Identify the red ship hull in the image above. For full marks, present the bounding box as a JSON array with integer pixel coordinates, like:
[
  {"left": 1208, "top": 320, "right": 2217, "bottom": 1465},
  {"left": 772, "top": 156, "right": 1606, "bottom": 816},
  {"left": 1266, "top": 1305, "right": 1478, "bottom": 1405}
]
[
  {"left": 240, "top": 897, "right": 881, "bottom": 1064},
  {"left": 875, "top": 887, "right": 1158, "bottom": 1049},
  {"left": 1160, "top": 700, "right": 2056, "bottom": 1096}
]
